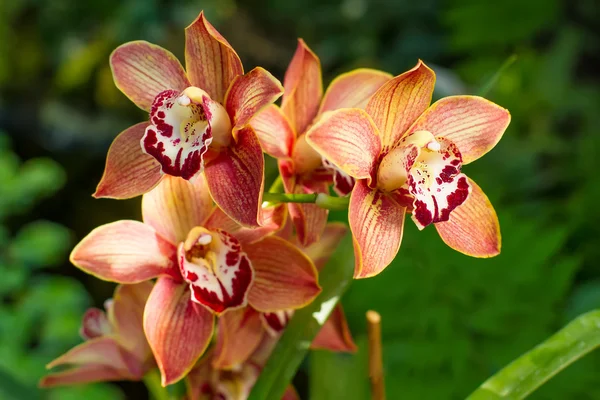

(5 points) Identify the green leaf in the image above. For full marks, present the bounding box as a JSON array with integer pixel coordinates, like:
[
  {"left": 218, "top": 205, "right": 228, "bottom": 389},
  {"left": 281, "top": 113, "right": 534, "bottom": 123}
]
[
  {"left": 0, "top": 367, "right": 41, "bottom": 400},
  {"left": 466, "top": 310, "right": 600, "bottom": 400},
  {"left": 249, "top": 234, "right": 355, "bottom": 400}
]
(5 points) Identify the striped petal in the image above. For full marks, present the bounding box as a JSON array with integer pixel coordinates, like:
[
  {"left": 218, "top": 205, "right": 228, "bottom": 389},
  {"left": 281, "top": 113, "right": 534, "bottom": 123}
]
[
  {"left": 212, "top": 307, "right": 263, "bottom": 369},
  {"left": 185, "top": 12, "right": 243, "bottom": 102},
  {"left": 224, "top": 67, "right": 284, "bottom": 130},
  {"left": 319, "top": 68, "right": 392, "bottom": 113},
  {"left": 435, "top": 177, "right": 501, "bottom": 257},
  {"left": 144, "top": 277, "right": 214, "bottom": 386},
  {"left": 46, "top": 337, "right": 129, "bottom": 371},
  {"left": 366, "top": 60, "right": 435, "bottom": 150},
  {"left": 40, "top": 364, "right": 126, "bottom": 387},
  {"left": 70, "top": 221, "right": 178, "bottom": 283},
  {"left": 281, "top": 39, "right": 322, "bottom": 134},
  {"left": 250, "top": 105, "right": 295, "bottom": 159},
  {"left": 110, "top": 41, "right": 191, "bottom": 111},
  {"left": 204, "top": 126, "right": 265, "bottom": 228},
  {"left": 407, "top": 95, "right": 511, "bottom": 164},
  {"left": 349, "top": 180, "right": 406, "bottom": 278},
  {"left": 245, "top": 236, "right": 321, "bottom": 312},
  {"left": 306, "top": 108, "right": 381, "bottom": 181},
  {"left": 142, "top": 175, "right": 213, "bottom": 244},
  {"left": 311, "top": 305, "right": 356, "bottom": 352},
  {"left": 303, "top": 222, "right": 347, "bottom": 271},
  {"left": 94, "top": 122, "right": 163, "bottom": 199}
]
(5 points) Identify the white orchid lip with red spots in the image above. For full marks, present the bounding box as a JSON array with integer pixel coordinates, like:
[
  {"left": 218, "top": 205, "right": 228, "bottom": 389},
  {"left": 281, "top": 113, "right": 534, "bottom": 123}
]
[
  {"left": 178, "top": 227, "right": 253, "bottom": 315},
  {"left": 260, "top": 310, "right": 293, "bottom": 336},
  {"left": 378, "top": 130, "right": 471, "bottom": 229},
  {"left": 142, "top": 87, "right": 233, "bottom": 180}
]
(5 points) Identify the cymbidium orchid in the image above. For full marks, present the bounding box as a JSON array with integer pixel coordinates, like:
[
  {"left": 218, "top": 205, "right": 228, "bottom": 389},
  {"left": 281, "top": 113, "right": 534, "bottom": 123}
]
[
  {"left": 95, "top": 11, "right": 283, "bottom": 227},
  {"left": 211, "top": 222, "right": 356, "bottom": 371},
  {"left": 70, "top": 175, "right": 321, "bottom": 386},
  {"left": 251, "top": 39, "right": 391, "bottom": 245},
  {"left": 306, "top": 61, "right": 511, "bottom": 278},
  {"left": 40, "top": 282, "right": 154, "bottom": 387}
]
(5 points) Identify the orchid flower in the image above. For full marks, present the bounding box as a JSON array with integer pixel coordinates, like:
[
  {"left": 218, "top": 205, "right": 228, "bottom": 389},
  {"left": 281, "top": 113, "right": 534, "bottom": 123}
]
[
  {"left": 95, "top": 11, "right": 283, "bottom": 227},
  {"left": 210, "top": 222, "right": 356, "bottom": 371},
  {"left": 251, "top": 39, "right": 391, "bottom": 245},
  {"left": 306, "top": 61, "right": 511, "bottom": 278},
  {"left": 40, "top": 282, "right": 154, "bottom": 387},
  {"left": 70, "top": 175, "right": 321, "bottom": 385}
]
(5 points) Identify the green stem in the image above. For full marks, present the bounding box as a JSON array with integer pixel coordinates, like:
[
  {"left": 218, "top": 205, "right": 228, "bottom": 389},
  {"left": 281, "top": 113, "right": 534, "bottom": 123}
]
[
  {"left": 268, "top": 175, "right": 284, "bottom": 193},
  {"left": 477, "top": 54, "right": 518, "bottom": 96},
  {"left": 143, "top": 369, "right": 171, "bottom": 400},
  {"left": 262, "top": 192, "right": 350, "bottom": 210}
]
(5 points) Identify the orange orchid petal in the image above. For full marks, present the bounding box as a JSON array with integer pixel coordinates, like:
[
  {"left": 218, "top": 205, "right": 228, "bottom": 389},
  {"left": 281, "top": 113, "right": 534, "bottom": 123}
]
[
  {"left": 184, "top": 352, "right": 213, "bottom": 400},
  {"left": 281, "top": 39, "right": 323, "bottom": 134},
  {"left": 185, "top": 12, "right": 243, "bottom": 102},
  {"left": 212, "top": 307, "right": 263, "bottom": 369},
  {"left": 94, "top": 122, "right": 163, "bottom": 199},
  {"left": 408, "top": 95, "right": 511, "bottom": 164},
  {"left": 142, "top": 175, "right": 213, "bottom": 244},
  {"left": 303, "top": 222, "right": 348, "bottom": 271},
  {"left": 319, "top": 68, "right": 393, "bottom": 114},
  {"left": 46, "top": 337, "right": 129, "bottom": 371},
  {"left": 350, "top": 180, "right": 406, "bottom": 278},
  {"left": 204, "top": 204, "right": 287, "bottom": 245},
  {"left": 435, "top": 177, "right": 501, "bottom": 257},
  {"left": 110, "top": 41, "right": 191, "bottom": 111},
  {"left": 109, "top": 282, "right": 154, "bottom": 365},
  {"left": 39, "top": 364, "right": 126, "bottom": 387},
  {"left": 70, "top": 221, "right": 178, "bottom": 283},
  {"left": 144, "top": 277, "right": 214, "bottom": 386},
  {"left": 224, "top": 67, "right": 284, "bottom": 130},
  {"left": 306, "top": 108, "right": 381, "bottom": 181},
  {"left": 245, "top": 236, "right": 321, "bottom": 312},
  {"left": 311, "top": 305, "right": 357, "bottom": 353},
  {"left": 204, "top": 126, "right": 265, "bottom": 228},
  {"left": 250, "top": 105, "right": 295, "bottom": 159},
  {"left": 366, "top": 60, "right": 435, "bottom": 150}
]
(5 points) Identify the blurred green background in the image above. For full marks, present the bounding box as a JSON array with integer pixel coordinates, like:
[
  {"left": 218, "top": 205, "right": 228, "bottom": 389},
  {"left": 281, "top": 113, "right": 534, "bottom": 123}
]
[{"left": 1, "top": 0, "right": 599, "bottom": 398}]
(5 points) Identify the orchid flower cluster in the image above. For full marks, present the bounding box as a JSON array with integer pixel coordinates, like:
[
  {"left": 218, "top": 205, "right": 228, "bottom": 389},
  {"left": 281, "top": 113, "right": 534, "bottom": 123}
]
[{"left": 41, "top": 10, "right": 510, "bottom": 399}]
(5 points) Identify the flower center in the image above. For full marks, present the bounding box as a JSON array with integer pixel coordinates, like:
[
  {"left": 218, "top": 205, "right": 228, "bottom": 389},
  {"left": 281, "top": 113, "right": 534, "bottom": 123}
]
[
  {"left": 141, "top": 87, "right": 232, "bottom": 180},
  {"left": 178, "top": 227, "right": 253, "bottom": 314}
]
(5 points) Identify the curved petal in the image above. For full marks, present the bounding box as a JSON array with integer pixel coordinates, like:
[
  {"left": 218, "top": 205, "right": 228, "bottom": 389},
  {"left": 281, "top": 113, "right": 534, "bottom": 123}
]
[
  {"left": 94, "top": 122, "right": 163, "bottom": 199},
  {"left": 281, "top": 39, "right": 323, "bottom": 134},
  {"left": 350, "top": 181, "right": 406, "bottom": 279},
  {"left": 306, "top": 108, "right": 381, "bottom": 181},
  {"left": 110, "top": 41, "right": 191, "bottom": 111},
  {"left": 435, "top": 177, "right": 501, "bottom": 257},
  {"left": 366, "top": 60, "right": 435, "bottom": 150},
  {"left": 212, "top": 307, "right": 263, "bottom": 369},
  {"left": 184, "top": 352, "right": 213, "bottom": 400},
  {"left": 142, "top": 175, "right": 213, "bottom": 244},
  {"left": 204, "top": 126, "right": 265, "bottom": 228},
  {"left": 250, "top": 105, "right": 295, "bottom": 159},
  {"left": 185, "top": 11, "right": 243, "bottom": 102},
  {"left": 408, "top": 95, "right": 511, "bottom": 164},
  {"left": 144, "top": 277, "right": 214, "bottom": 386},
  {"left": 70, "top": 221, "right": 178, "bottom": 283},
  {"left": 311, "top": 305, "right": 357, "bottom": 352},
  {"left": 303, "top": 222, "right": 347, "bottom": 271},
  {"left": 204, "top": 204, "right": 287, "bottom": 245},
  {"left": 46, "top": 337, "right": 129, "bottom": 371},
  {"left": 109, "top": 282, "right": 154, "bottom": 364},
  {"left": 40, "top": 364, "right": 126, "bottom": 388},
  {"left": 80, "top": 308, "right": 111, "bottom": 340},
  {"left": 245, "top": 236, "right": 321, "bottom": 312},
  {"left": 224, "top": 67, "right": 284, "bottom": 130},
  {"left": 319, "top": 68, "right": 392, "bottom": 114}
]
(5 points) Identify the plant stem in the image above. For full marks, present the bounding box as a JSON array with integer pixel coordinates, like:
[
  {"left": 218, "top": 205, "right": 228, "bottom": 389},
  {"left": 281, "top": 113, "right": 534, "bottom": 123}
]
[
  {"left": 268, "top": 175, "right": 284, "bottom": 193},
  {"left": 262, "top": 192, "right": 350, "bottom": 210},
  {"left": 143, "top": 369, "right": 171, "bottom": 400},
  {"left": 478, "top": 54, "right": 517, "bottom": 96},
  {"left": 367, "top": 310, "right": 386, "bottom": 400}
]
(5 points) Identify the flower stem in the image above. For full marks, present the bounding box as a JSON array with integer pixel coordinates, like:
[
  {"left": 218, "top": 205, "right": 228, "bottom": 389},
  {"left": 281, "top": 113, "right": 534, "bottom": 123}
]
[
  {"left": 143, "top": 369, "right": 171, "bottom": 400},
  {"left": 262, "top": 192, "right": 349, "bottom": 210},
  {"left": 367, "top": 310, "right": 386, "bottom": 400}
]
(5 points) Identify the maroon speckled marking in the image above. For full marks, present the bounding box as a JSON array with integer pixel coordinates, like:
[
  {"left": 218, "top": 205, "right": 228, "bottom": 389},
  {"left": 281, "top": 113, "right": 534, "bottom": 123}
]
[{"left": 262, "top": 311, "right": 292, "bottom": 333}]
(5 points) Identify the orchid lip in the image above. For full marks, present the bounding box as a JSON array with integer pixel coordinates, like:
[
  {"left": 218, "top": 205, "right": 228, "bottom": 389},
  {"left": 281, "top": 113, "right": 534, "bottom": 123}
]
[{"left": 141, "top": 87, "right": 233, "bottom": 180}]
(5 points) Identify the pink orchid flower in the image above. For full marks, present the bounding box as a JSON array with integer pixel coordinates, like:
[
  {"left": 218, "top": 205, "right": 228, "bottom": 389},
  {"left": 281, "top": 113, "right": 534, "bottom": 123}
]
[
  {"left": 40, "top": 282, "right": 154, "bottom": 387},
  {"left": 306, "top": 61, "right": 511, "bottom": 278},
  {"left": 251, "top": 39, "right": 391, "bottom": 245},
  {"left": 95, "top": 11, "right": 283, "bottom": 227},
  {"left": 210, "top": 222, "right": 357, "bottom": 371},
  {"left": 70, "top": 175, "right": 320, "bottom": 386}
]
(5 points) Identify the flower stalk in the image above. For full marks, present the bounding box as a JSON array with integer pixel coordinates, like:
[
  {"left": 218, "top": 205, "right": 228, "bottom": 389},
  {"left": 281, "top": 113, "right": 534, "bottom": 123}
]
[{"left": 262, "top": 192, "right": 350, "bottom": 210}]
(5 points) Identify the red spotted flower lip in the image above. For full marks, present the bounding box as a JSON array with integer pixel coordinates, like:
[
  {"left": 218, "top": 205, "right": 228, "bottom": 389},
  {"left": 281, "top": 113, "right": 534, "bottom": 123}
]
[
  {"left": 178, "top": 227, "right": 254, "bottom": 315},
  {"left": 142, "top": 87, "right": 232, "bottom": 180}
]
